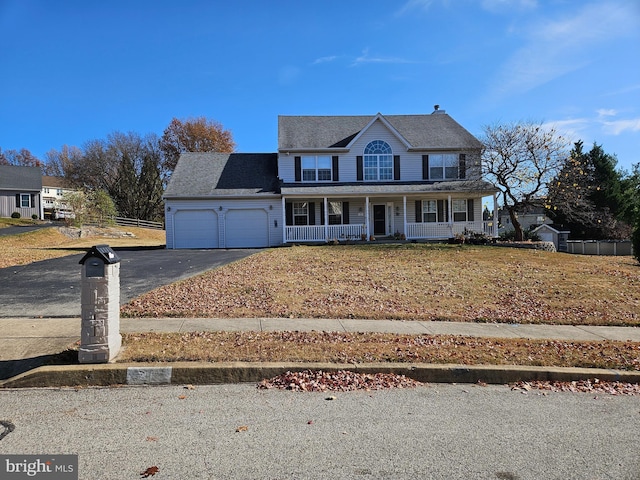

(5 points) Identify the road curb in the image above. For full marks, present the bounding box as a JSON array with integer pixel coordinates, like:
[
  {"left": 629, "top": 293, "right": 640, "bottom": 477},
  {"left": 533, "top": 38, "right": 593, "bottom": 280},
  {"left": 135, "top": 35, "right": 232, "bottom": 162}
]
[{"left": 2, "top": 362, "right": 640, "bottom": 388}]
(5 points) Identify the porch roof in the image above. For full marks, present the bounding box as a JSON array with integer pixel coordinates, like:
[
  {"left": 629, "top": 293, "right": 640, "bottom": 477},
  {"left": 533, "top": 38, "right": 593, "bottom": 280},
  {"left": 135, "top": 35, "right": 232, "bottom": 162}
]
[{"left": 280, "top": 180, "right": 499, "bottom": 197}]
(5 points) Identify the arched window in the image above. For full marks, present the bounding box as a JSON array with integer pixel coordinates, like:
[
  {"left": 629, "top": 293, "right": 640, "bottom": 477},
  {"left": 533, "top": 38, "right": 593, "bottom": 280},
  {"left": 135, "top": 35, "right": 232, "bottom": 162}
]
[{"left": 364, "top": 140, "right": 393, "bottom": 180}]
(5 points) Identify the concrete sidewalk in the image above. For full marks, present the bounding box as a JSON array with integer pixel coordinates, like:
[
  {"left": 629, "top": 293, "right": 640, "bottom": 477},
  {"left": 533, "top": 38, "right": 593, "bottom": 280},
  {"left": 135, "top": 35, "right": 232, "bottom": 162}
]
[{"left": 2, "top": 317, "right": 640, "bottom": 387}]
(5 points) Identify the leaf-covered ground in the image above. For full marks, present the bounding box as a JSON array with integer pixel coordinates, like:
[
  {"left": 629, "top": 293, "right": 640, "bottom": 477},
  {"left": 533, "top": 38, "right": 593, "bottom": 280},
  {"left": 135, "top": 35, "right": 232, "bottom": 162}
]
[
  {"left": 121, "top": 244, "right": 640, "bottom": 326},
  {"left": 119, "top": 331, "right": 640, "bottom": 371}
]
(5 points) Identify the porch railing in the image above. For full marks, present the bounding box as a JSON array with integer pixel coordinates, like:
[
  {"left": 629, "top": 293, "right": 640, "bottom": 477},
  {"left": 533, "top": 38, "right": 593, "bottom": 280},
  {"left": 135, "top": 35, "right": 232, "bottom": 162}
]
[{"left": 285, "top": 221, "right": 495, "bottom": 243}]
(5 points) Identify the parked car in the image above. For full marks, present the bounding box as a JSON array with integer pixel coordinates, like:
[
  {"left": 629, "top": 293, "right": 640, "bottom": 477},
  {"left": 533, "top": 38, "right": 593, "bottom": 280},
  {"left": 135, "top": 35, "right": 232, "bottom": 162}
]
[{"left": 53, "top": 209, "right": 75, "bottom": 220}]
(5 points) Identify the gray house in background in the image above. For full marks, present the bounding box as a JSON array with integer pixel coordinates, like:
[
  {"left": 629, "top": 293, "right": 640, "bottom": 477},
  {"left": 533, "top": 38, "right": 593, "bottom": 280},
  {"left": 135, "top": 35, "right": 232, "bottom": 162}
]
[
  {"left": 164, "top": 109, "right": 500, "bottom": 249},
  {"left": 0, "top": 165, "right": 42, "bottom": 219}
]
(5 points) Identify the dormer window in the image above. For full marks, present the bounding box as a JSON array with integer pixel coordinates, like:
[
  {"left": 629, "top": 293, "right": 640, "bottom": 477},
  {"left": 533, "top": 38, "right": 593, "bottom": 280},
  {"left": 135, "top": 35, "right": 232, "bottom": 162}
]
[{"left": 364, "top": 140, "right": 393, "bottom": 181}]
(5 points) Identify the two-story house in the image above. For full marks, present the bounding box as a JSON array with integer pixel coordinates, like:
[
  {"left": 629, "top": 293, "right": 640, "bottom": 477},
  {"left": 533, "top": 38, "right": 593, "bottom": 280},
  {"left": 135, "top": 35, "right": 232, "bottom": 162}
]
[{"left": 164, "top": 109, "right": 499, "bottom": 249}]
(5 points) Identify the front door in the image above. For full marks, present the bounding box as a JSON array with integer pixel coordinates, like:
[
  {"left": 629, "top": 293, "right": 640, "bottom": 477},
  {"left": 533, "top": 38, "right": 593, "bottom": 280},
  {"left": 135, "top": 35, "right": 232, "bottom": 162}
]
[{"left": 373, "top": 205, "right": 386, "bottom": 236}]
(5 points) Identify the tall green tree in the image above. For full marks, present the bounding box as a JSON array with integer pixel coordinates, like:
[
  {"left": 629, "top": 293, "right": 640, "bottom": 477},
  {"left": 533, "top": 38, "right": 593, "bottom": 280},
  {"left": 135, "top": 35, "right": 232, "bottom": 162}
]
[
  {"left": 547, "top": 141, "right": 628, "bottom": 239},
  {"left": 481, "top": 122, "right": 569, "bottom": 241}
]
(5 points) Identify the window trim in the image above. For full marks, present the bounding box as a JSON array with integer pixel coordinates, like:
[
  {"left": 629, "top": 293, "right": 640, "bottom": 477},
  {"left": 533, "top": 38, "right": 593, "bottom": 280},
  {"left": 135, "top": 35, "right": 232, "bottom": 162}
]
[
  {"left": 363, "top": 140, "right": 393, "bottom": 181},
  {"left": 452, "top": 199, "right": 467, "bottom": 222},
  {"left": 301, "top": 155, "right": 332, "bottom": 182},
  {"left": 328, "top": 201, "right": 343, "bottom": 225},
  {"left": 20, "top": 193, "right": 32, "bottom": 208},
  {"left": 293, "top": 202, "right": 309, "bottom": 225},
  {"left": 429, "top": 154, "right": 459, "bottom": 180}
]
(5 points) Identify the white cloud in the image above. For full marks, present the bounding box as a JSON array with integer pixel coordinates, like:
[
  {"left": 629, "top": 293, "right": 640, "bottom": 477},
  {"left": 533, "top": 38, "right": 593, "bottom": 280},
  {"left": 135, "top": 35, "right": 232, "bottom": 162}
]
[
  {"left": 597, "top": 109, "right": 618, "bottom": 118},
  {"left": 351, "top": 48, "right": 416, "bottom": 67},
  {"left": 312, "top": 56, "right": 338, "bottom": 65},
  {"left": 489, "top": 2, "right": 640, "bottom": 100},
  {"left": 395, "top": 0, "right": 435, "bottom": 16},
  {"left": 481, "top": 0, "right": 537, "bottom": 13},
  {"left": 601, "top": 118, "right": 640, "bottom": 135}
]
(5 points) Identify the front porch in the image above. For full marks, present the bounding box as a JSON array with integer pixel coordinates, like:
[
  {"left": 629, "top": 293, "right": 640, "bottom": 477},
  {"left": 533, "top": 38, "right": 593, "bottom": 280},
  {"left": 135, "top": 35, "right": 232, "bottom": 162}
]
[{"left": 282, "top": 194, "right": 498, "bottom": 244}]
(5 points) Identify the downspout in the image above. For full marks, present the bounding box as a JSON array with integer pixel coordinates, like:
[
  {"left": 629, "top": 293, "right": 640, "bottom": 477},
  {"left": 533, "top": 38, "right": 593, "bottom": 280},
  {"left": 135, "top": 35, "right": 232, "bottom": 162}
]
[{"left": 493, "top": 192, "right": 498, "bottom": 238}]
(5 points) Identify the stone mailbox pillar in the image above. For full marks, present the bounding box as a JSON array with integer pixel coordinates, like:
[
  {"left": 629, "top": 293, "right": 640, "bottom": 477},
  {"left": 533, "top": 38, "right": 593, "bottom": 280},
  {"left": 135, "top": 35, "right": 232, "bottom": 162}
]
[{"left": 78, "top": 244, "right": 122, "bottom": 363}]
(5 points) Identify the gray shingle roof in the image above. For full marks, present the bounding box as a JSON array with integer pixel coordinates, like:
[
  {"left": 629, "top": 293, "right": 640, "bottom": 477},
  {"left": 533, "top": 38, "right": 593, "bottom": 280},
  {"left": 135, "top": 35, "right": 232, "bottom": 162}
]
[
  {"left": 280, "top": 180, "right": 498, "bottom": 197},
  {"left": 278, "top": 113, "right": 482, "bottom": 151},
  {"left": 164, "top": 153, "right": 279, "bottom": 198},
  {"left": 0, "top": 165, "right": 42, "bottom": 191}
]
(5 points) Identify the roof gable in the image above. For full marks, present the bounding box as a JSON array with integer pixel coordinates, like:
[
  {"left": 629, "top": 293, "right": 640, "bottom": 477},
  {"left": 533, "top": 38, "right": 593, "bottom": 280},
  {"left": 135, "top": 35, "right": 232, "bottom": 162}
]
[
  {"left": 0, "top": 165, "right": 42, "bottom": 191},
  {"left": 278, "top": 113, "right": 482, "bottom": 151},
  {"left": 164, "top": 153, "right": 279, "bottom": 197}
]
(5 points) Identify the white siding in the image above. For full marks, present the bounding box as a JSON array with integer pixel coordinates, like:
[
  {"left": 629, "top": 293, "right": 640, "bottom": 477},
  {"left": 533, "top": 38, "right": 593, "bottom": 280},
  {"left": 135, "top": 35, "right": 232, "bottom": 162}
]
[{"left": 165, "top": 198, "right": 283, "bottom": 249}]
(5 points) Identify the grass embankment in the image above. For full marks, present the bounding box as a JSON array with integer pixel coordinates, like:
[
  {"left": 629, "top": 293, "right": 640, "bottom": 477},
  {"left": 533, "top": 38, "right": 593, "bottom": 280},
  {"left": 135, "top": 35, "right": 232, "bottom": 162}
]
[{"left": 0, "top": 226, "right": 165, "bottom": 268}]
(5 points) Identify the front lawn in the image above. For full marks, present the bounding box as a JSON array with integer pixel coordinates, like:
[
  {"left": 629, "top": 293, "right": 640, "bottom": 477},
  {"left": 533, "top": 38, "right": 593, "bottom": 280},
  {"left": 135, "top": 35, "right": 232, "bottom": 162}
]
[{"left": 122, "top": 244, "right": 640, "bottom": 326}]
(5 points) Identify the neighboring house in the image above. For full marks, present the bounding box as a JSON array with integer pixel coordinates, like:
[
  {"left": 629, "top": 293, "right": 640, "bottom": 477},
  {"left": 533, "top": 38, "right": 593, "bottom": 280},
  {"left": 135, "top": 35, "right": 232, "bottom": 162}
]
[
  {"left": 498, "top": 204, "right": 552, "bottom": 235},
  {"left": 164, "top": 109, "right": 500, "bottom": 249},
  {"left": 42, "top": 176, "right": 75, "bottom": 219},
  {"left": 0, "top": 165, "right": 42, "bottom": 219}
]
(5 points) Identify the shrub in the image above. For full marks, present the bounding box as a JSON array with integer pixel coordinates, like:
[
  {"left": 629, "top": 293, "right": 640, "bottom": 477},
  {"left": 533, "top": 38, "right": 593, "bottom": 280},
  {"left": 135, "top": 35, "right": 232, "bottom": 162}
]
[
  {"left": 11, "top": 212, "right": 20, "bottom": 219},
  {"left": 31, "top": 214, "right": 38, "bottom": 220}
]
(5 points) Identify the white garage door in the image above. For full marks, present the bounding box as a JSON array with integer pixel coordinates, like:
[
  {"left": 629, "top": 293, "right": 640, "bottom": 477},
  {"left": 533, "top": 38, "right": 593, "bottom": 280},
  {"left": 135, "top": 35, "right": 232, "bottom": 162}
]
[
  {"left": 225, "top": 209, "right": 268, "bottom": 248},
  {"left": 174, "top": 210, "right": 218, "bottom": 248}
]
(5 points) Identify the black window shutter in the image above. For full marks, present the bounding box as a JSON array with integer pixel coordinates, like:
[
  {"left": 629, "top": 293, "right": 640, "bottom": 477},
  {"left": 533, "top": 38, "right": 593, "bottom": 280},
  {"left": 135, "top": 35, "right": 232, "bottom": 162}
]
[
  {"left": 415, "top": 200, "right": 422, "bottom": 223},
  {"left": 285, "top": 203, "right": 293, "bottom": 225},
  {"left": 356, "top": 156, "right": 363, "bottom": 181},
  {"left": 30, "top": 194, "right": 35, "bottom": 208},
  {"left": 294, "top": 156, "right": 301, "bottom": 182},
  {"left": 308, "top": 202, "right": 315, "bottom": 225},
  {"left": 393, "top": 155, "right": 400, "bottom": 180},
  {"left": 332, "top": 156, "right": 339, "bottom": 181},
  {"left": 422, "top": 155, "right": 429, "bottom": 180},
  {"left": 467, "top": 199, "right": 474, "bottom": 221},
  {"left": 343, "top": 201, "right": 349, "bottom": 224},
  {"left": 16, "top": 194, "right": 20, "bottom": 207},
  {"left": 437, "top": 200, "right": 449, "bottom": 223},
  {"left": 459, "top": 154, "right": 466, "bottom": 179},
  {"left": 320, "top": 202, "right": 325, "bottom": 225}
]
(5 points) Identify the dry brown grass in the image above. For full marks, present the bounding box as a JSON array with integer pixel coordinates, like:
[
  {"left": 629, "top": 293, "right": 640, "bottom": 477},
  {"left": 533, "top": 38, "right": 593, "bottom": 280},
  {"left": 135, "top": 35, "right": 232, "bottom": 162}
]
[
  {"left": 0, "top": 226, "right": 165, "bottom": 268},
  {"left": 122, "top": 244, "right": 640, "bottom": 326},
  {"left": 118, "top": 331, "right": 640, "bottom": 371}
]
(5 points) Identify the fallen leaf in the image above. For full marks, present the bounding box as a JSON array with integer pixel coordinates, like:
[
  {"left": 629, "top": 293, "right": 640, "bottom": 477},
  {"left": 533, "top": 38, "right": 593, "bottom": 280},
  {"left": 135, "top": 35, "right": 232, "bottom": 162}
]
[
  {"left": 178, "top": 395, "right": 187, "bottom": 400},
  {"left": 146, "top": 436, "right": 158, "bottom": 442},
  {"left": 184, "top": 384, "right": 196, "bottom": 390},
  {"left": 236, "top": 425, "right": 248, "bottom": 432},
  {"left": 140, "top": 466, "right": 159, "bottom": 478},
  {"left": 325, "top": 396, "right": 337, "bottom": 401},
  {"left": 307, "top": 420, "right": 313, "bottom": 425}
]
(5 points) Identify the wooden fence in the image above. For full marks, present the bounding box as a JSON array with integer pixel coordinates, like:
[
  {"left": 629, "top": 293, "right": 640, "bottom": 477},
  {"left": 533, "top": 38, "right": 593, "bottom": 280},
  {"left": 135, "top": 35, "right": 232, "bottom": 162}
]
[{"left": 85, "top": 216, "right": 164, "bottom": 230}]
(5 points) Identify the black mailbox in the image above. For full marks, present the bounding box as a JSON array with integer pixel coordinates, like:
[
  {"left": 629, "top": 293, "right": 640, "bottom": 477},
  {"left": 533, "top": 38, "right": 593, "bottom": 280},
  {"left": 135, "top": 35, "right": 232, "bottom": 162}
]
[{"left": 79, "top": 244, "right": 121, "bottom": 277}]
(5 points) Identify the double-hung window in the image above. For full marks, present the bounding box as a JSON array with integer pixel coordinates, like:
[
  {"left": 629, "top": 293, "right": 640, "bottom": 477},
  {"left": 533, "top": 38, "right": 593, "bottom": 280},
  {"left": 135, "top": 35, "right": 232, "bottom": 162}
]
[
  {"left": 328, "top": 201, "right": 342, "bottom": 225},
  {"left": 430, "top": 154, "right": 458, "bottom": 180},
  {"left": 453, "top": 199, "right": 467, "bottom": 222},
  {"left": 293, "top": 202, "right": 309, "bottom": 225},
  {"left": 302, "top": 156, "right": 331, "bottom": 181},
  {"left": 422, "top": 200, "right": 437, "bottom": 223},
  {"left": 20, "top": 194, "right": 32, "bottom": 208},
  {"left": 364, "top": 140, "right": 393, "bottom": 180}
]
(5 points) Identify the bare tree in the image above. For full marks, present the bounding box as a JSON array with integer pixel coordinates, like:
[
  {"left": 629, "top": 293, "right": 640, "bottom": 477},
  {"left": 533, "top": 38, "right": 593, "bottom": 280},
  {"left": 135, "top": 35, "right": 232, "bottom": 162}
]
[
  {"left": 159, "top": 116, "right": 235, "bottom": 173},
  {"left": 481, "top": 122, "right": 569, "bottom": 241}
]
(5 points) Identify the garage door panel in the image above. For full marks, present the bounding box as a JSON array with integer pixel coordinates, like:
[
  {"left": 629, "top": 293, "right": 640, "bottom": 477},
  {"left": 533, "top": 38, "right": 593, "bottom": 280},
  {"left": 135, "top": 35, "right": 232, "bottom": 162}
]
[
  {"left": 226, "top": 209, "right": 268, "bottom": 248},
  {"left": 174, "top": 210, "right": 218, "bottom": 248}
]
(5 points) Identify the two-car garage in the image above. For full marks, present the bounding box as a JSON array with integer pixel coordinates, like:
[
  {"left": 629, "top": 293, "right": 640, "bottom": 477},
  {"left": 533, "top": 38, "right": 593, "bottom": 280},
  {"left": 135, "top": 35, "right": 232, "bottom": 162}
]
[{"left": 170, "top": 207, "right": 271, "bottom": 249}]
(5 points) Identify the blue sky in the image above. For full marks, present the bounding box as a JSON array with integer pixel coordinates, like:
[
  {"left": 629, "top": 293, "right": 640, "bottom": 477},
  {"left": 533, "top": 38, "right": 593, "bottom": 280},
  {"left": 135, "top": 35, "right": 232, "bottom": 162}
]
[{"left": 1, "top": 0, "right": 639, "bottom": 172}]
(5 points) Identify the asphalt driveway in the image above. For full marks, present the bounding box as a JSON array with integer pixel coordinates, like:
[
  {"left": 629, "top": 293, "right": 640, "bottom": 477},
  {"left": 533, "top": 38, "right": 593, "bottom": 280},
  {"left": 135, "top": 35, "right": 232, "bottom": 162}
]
[{"left": 0, "top": 248, "right": 260, "bottom": 318}]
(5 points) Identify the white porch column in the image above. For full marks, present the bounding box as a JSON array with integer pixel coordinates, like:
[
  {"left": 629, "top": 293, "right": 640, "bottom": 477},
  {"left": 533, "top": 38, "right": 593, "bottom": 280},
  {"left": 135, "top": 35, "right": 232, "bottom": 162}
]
[
  {"left": 493, "top": 192, "right": 498, "bottom": 238},
  {"left": 448, "top": 195, "right": 453, "bottom": 236},
  {"left": 403, "top": 196, "right": 407, "bottom": 237},
  {"left": 365, "top": 196, "right": 370, "bottom": 240},
  {"left": 324, "top": 197, "right": 329, "bottom": 240},
  {"left": 281, "top": 196, "right": 286, "bottom": 244}
]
